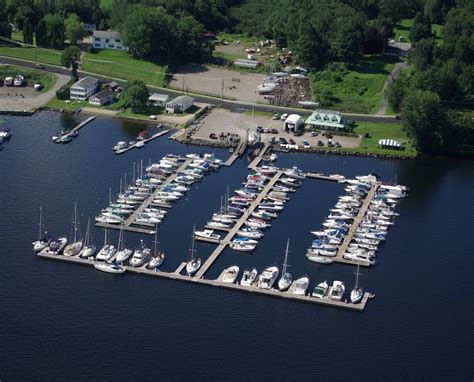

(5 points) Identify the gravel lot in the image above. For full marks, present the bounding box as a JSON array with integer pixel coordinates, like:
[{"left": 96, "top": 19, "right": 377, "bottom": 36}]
[
  {"left": 191, "top": 108, "right": 360, "bottom": 148},
  {"left": 170, "top": 64, "right": 267, "bottom": 103},
  {"left": 0, "top": 73, "right": 69, "bottom": 111}
]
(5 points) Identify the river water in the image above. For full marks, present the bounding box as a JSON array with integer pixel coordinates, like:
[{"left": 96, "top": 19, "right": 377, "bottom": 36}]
[{"left": 0, "top": 111, "right": 472, "bottom": 380}]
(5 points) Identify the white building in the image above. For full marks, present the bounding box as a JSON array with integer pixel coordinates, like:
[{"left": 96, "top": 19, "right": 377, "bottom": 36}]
[
  {"left": 89, "top": 89, "right": 116, "bottom": 106},
  {"left": 148, "top": 93, "right": 170, "bottom": 107},
  {"left": 284, "top": 114, "right": 303, "bottom": 132},
  {"left": 166, "top": 95, "right": 194, "bottom": 113},
  {"left": 70, "top": 76, "right": 99, "bottom": 100},
  {"left": 305, "top": 109, "right": 346, "bottom": 131},
  {"left": 92, "top": 30, "right": 125, "bottom": 50}
]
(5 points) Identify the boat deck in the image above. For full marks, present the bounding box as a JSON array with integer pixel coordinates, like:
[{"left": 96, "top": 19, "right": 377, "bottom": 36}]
[
  {"left": 37, "top": 251, "right": 370, "bottom": 311},
  {"left": 114, "top": 129, "right": 170, "bottom": 154}
]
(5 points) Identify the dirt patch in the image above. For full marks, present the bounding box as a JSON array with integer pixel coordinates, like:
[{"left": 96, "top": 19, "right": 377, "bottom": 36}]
[
  {"left": 170, "top": 64, "right": 267, "bottom": 103},
  {"left": 190, "top": 108, "right": 360, "bottom": 149}
]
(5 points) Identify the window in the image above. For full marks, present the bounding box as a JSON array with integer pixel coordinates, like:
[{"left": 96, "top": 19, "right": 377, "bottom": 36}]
[
  {"left": 94, "top": 37, "right": 100, "bottom": 42},
  {"left": 105, "top": 38, "right": 109, "bottom": 43},
  {"left": 116, "top": 39, "right": 121, "bottom": 43}
]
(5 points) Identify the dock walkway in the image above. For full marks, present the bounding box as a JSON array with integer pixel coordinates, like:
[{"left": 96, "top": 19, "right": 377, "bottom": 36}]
[
  {"left": 37, "top": 251, "right": 370, "bottom": 311},
  {"left": 195, "top": 170, "right": 283, "bottom": 278},
  {"left": 115, "top": 129, "right": 170, "bottom": 154},
  {"left": 53, "top": 116, "right": 96, "bottom": 142},
  {"left": 248, "top": 142, "right": 271, "bottom": 169},
  {"left": 223, "top": 141, "right": 247, "bottom": 167}
]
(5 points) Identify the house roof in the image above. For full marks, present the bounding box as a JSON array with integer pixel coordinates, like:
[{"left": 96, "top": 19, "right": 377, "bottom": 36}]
[
  {"left": 285, "top": 114, "right": 302, "bottom": 124},
  {"left": 72, "top": 76, "right": 99, "bottom": 89},
  {"left": 167, "top": 95, "right": 194, "bottom": 105},
  {"left": 93, "top": 30, "right": 121, "bottom": 40},
  {"left": 305, "top": 108, "right": 346, "bottom": 128},
  {"left": 149, "top": 93, "right": 169, "bottom": 102},
  {"left": 90, "top": 89, "right": 115, "bottom": 101}
]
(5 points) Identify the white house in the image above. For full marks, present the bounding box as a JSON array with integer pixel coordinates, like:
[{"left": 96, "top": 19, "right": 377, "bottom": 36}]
[
  {"left": 70, "top": 76, "right": 99, "bottom": 100},
  {"left": 284, "top": 114, "right": 303, "bottom": 132},
  {"left": 92, "top": 30, "right": 126, "bottom": 50},
  {"left": 148, "top": 93, "right": 170, "bottom": 107},
  {"left": 305, "top": 109, "right": 346, "bottom": 131},
  {"left": 166, "top": 95, "right": 194, "bottom": 113},
  {"left": 89, "top": 89, "right": 116, "bottom": 106}
]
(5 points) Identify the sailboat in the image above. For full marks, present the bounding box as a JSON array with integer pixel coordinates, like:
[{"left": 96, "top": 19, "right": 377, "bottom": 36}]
[
  {"left": 278, "top": 239, "right": 292, "bottom": 291},
  {"left": 186, "top": 225, "right": 201, "bottom": 276},
  {"left": 32, "top": 206, "right": 51, "bottom": 252},
  {"left": 115, "top": 223, "right": 132, "bottom": 262},
  {"left": 79, "top": 218, "right": 96, "bottom": 258},
  {"left": 350, "top": 264, "right": 364, "bottom": 304},
  {"left": 147, "top": 227, "right": 165, "bottom": 269},
  {"left": 96, "top": 228, "right": 116, "bottom": 261},
  {"left": 64, "top": 202, "right": 83, "bottom": 257}
]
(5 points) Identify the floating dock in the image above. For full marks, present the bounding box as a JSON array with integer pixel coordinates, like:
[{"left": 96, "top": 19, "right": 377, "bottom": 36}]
[
  {"left": 223, "top": 141, "right": 247, "bottom": 167},
  {"left": 95, "top": 158, "right": 193, "bottom": 234},
  {"left": 53, "top": 116, "right": 96, "bottom": 143},
  {"left": 248, "top": 143, "right": 271, "bottom": 169},
  {"left": 37, "top": 251, "right": 371, "bottom": 311},
  {"left": 114, "top": 129, "right": 171, "bottom": 154}
]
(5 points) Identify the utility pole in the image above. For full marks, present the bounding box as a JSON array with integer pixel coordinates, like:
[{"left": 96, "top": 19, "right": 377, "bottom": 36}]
[
  {"left": 182, "top": 75, "right": 185, "bottom": 94},
  {"left": 221, "top": 78, "right": 224, "bottom": 107}
]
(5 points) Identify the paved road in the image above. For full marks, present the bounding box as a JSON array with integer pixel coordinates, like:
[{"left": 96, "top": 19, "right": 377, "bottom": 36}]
[{"left": 0, "top": 56, "right": 400, "bottom": 123}]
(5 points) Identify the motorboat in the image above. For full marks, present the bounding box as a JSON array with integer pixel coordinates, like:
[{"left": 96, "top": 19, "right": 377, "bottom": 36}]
[
  {"left": 206, "top": 221, "right": 231, "bottom": 230},
  {"left": 237, "top": 228, "right": 263, "bottom": 239},
  {"left": 135, "top": 213, "right": 161, "bottom": 225},
  {"left": 94, "top": 262, "right": 125, "bottom": 274},
  {"left": 232, "top": 236, "right": 258, "bottom": 245},
  {"left": 329, "top": 281, "right": 345, "bottom": 301},
  {"left": 240, "top": 268, "right": 258, "bottom": 286},
  {"left": 312, "top": 281, "right": 329, "bottom": 298},
  {"left": 221, "top": 265, "right": 239, "bottom": 283},
  {"left": 292, "top": 276, "right": 309, "bottom": 295},
  {"left": 129, "top": 240, "right": 151, "bottom": 267},
  {"left": 257, "top": 266, "right": 279, "bottom": 289},
  {"left": 306, "top": 254, "right": 333, "bottom": 264},
  {"left": 283, "top": 166, "right": 306, "bottom": 179},
  {"left": 113, "top": 141, "right": 128, "bottom": 152},
  {"left": 64, "top": 203, "right": 83, "bottom": 257},
  {"left": 194, "top": 229, "right": 221, "bottom": 241},
  {"left": 0, "top": 127, "right": 12, "bottom": 140},
  {"left": 79, "top": 218, "right": 96, "bottom": 258},
  {"left": 96, "top": 228, "right": 116, "bottom": 261},
  {"left": 230, "top": 242, "right": 256, "bottom": 252},
  {"left": 32, "top": 206, "right": 51, "bottom": 252},
  {"left": 244, "top": 219, "right": 268, "bottom": 230},
  {"left": 278, "top": 239, "right": 292, "bottom": 291},
  {"left": 41, "top": 237, "right": 67, "bottom": 255}
]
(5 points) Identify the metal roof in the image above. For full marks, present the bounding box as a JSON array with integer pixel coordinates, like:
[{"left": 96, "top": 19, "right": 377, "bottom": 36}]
[
  {"left": 72, "top": 76, "right": 99, "bottom": 89},
  {"left": 93, "top": 30, "right": 121, "bottom": 40}
]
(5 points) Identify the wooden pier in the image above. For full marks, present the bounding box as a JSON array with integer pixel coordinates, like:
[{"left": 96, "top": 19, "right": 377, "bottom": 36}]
[
  {"left": 95, "top": 159, "right": 193, "bottom": 234},
  {"left": 305, "top": 172, "right": 342, "bottom": 182},
  {"left": 332, "top": 183, "right": 380, "bottom": 267},
  {"left": 36, "top": 251, "right": 370, "bottom": 311},
  {"left": 114, "top": 129, "right": 171, "bottom": 154},
  {"left": 223, "top": 141, "right": 247, "bottom": 167},
  {"left": 248, "top": 143, "right": 271, "bottom": 169},
  {"left": 53, "top": 116, "right": 96, "bottom": 143},
  {"left": 195, "top": 170, "right": 284, "bottom": 278}
]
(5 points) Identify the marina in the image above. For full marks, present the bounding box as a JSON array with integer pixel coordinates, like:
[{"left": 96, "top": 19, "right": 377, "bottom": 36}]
[{"left": 52, "top": 116, "right": 96, "bottom": 143}]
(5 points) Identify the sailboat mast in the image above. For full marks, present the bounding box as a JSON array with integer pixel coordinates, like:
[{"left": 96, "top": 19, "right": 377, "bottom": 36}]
[
  {"left": 132, "top": 162, "right": 135, "bottom": 184},
  {"left": 283, "top": 239, "right": 290, "bottom": 274},
  {"left": 73, "top": 202, "right": 78, "bottom": 242},
  {"left": 190, "top": 224, "right": 196, "bottom": 261},
  {"left": 104, "top": 228, "right": 108, "bottom": 246},
  {"left": 38, "top": 206, "right": 42, "bottom": 240},
  {"left": 154, "top": 226, "right": 158, "bottom": 254},
  {"left": 355, "top": 264, "right": 360, "bottom": 289},
  {"left": 85, "top": 218, "right": 90, "bottom": 246}
]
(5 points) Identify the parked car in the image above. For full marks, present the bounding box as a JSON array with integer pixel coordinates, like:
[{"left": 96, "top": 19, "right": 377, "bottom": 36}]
[
  {"left": 334, "top": 142, "right": 341, "bottom": 147},
  {"left": 263, "top": 128, "right": 270, "bottom": 133},
  {"left": 209, "top": 133, "right": 217, "bottom": 139},
  {"left": 256, "top": 126, "right": 264, "bottom": 133},
  {"left": 35, "top": 63, "right": 45, "bottom": 69},
  {"left": 278, "top": 137, "right": 287, "bottom": 144},
  {"left": 272, "top": 112, "right": 280, "bottom": 120},
  {"left": 327, "top": 141, "right": 334, "bottom": 147},
  {"left": 310, "top": 131, "right": 318, "bottom": 137},
  {"left": 317, "top": 140, "right": 324, "bottom": 146},
  {"left": 289, "top": 138, "right": 296, "bottom": 145},
  {"left": 303, "top": 140, "right": 310, "bottom": 148},
  {"left": 324, "top": 133, "right": 333, "bottom": 139},
  {"left": 280, "top": 113, "right": 288, "bottom": 121},
  {"left": 271, "top": 128, "right": 278, "bottom": 134}
]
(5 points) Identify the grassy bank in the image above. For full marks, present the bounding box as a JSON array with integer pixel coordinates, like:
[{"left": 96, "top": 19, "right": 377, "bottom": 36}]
[
  {"left": 310, "top": 55, "right": 397, "bottom": 114},
  {"left": 393, "top": 18, "right": 443, "bottom": 44},
  {"left": 0, "top": 65, "right": 56, "bottom": 93},
  {"left": 81, "top": 50, "right": 169, "bottom": 88},
  {"left": 0, "top": 46, "right": 62, "bottom": 66}
]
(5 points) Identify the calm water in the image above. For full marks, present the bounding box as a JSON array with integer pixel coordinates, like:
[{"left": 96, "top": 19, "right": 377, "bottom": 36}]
[{"left": 0, "top": 111, "right": 472, "bottom": 380}]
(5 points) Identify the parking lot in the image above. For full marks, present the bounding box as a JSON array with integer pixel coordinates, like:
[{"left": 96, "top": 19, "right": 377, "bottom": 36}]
[{"left": 190, "top": 108, "right": 360, "bottom": 149}]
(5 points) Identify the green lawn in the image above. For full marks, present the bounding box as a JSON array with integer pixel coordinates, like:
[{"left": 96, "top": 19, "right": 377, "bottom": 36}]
[
  {"left": 394, "top": 18, "right": 443, "bottom": 43},
  {"left": 0, "top": 65, "right": 56, "bottom": 93},
  {"left": 81, "top": 50, "right": 168, "bottom": 88},
  {"left": 353, "top": 121, "right": 417, "bottom": 157},
  {"left": 0, "top": 46, "right": 62, "bottom": 65},
  {"left": 310, "top": 55, "right": 397, "bottom": 114}
]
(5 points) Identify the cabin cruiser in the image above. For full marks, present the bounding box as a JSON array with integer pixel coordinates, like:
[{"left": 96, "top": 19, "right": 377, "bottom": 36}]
[
  {"left": 222, "top": 266, "right": 239, "bottom": 283},
  {"left": 236, "top": 228, "right": 263, "bottom": 239},
  {"left": 207, "top": 221, "right": 231, "bottom": 230},
  {"left": 232, "top": 236, "right": 258, "bottom": 245},
  {"left": 41, "top": 237, "right": 68, "bottom": 255},
  {"left": 283, "top": 167, "right": 306, "bottom": 179},
  {"left": 0, "top": 127, "right": 12, "bottom": 140},
  {"left": 240, "top": 268, "right": 258, "bottom": 286},
  {"left": 312, "top": 281, "right": 329, "bottom": 298},
  {"left": 94, "top": 261, "right": 125, "bottom": 274},
  {"left": 129, "top": 240, "right": 151, "bottom": 267},
  {"left": 195, "top": 229, "right": 221, "bottom": 241},
  {"left": 329, "top": 281, "right": 345, "bottom": 301},
  {"left": 113, "top": 141, "right": 129, "bottom": 152},
  {"left": 96, "top": 244, "right": 116, "bottom": 262},
  {"left": 257, "top": 266, "right": 279, "bottom": 289},
  {"left": 148, "top": 252, "right": 165, "bottom": 269},
  {"left": 230, "top": 242, "right": 256, "bottom": 252},
  {"left": 135, "top": 213, "right": 161, "bottom": 225},
  {"left": 292, "top": 276, "right": 309, "bottom": 295},
  {"left": 306, "top": 254, "right": 333, "bottom": 264},
  {"left": 33, "top": 234, "right": 52, "bottom": 252}
]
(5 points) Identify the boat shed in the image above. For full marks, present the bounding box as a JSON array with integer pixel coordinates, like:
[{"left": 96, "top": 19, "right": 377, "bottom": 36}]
[
  {"left": 166, "top": 95, "right": 194, "bottom": 113},
  {"left": 378, "top": 139, "right": 403, "bottom": 150},
  {"left": 148, "top": 93, "right": 170, "bottom": 107},
  {"left": 305, "top": 109, "right": 346, "bottom": 131},
  {"left": 284, "top": 114, "right": 303, "bottom": 132}
]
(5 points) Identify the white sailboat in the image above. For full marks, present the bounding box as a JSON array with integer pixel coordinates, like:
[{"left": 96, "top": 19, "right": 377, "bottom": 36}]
[
  {"left": 278, "top": 239, "right": 292, "bottom": 291},
  {"left": 129, "top": 240, "right": 151, "bottom": 267},
  {"left": 115, "top": 224, "right": 132, "bottom": 263},
  {"left": 147, "top": 228, "right": 165, "bottom": 269},
  {"left": 186, "top": 225, "right": 201, "bottom": 276},
  {"left": 350, "top": 264, "right": 364, "bottom": 304},
  {"left": 64, "top": 202, "right": 83, "bottom": 257},
  {"left": 96, "top": 228, "right": 116, "bottom": 261},
  {"left": 79, "top": 218, "right": 96, "bottom": 258},
  {"left": 32, "top": 206, "right": 51, "bottom": 252}
]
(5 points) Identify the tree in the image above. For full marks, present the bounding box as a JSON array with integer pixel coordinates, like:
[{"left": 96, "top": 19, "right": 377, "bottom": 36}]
[
  {"left": 409, "top": 38, "right": 436, "bottom": 71},
  {"left": 363, "top": 27, "right": 385, "bottom": 54},
  {"left": 0, "top": 21, "right": 11, "bottom": 39},
  {"left": 173, "top": 16, "right": 211, "bottom": 62},
  {"left": 64, "top": 13, "right": 86, "bottom": 45},
  {"left": 387, "top": 72, "right": 409, "bottom": 112},
  {"left": 22, "top": 18, "right": 33, "bottom": 45},
  {"left": 409, "top": 12, "right": 432, "bottom": 43},
  {"left": 402, "top": 89, "right": 447, "bottom": 154},
  {"left": 36, "top": 13, "right": 65, "bottom": 49},
  {"left": 61, "top": 45, "right": 81, "bottom": 78},
  {"left": 121, "top": 80, "right": 149, "bottom": 110}
]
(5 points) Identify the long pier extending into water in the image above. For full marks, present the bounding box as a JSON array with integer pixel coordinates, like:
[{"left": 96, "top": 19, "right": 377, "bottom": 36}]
[
  {"left": 95, "top": 159, "right": 193, "bottom": 234},
  {"left": 223, "top": 141, "right": 247, "bottom": 167},
  {"left": 53, "top": 116, "right": 96, "bottom": 143},
  {"left": 36, "top": 250, "right": 371, "bottom": 311},
  {"left": 195, "top": 170, "right": 283, "bottom": 278},
  {"left": 114, "top": 129, "right": 170, "bottom": 154},
  {"left": 248, "top": 142, "right": 271, "bottom": 169}
]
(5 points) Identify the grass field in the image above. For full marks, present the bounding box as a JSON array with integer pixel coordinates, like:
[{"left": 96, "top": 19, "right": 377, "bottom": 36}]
[
  {"left": 394, "top": 19, "right": 443, "bottom": 43},
  {"left": 81, "top": 50, "right": 168, "bottom": 88},
  {"left": 353, "top": 121, "right": 417, "bottom": 156},
  {"left": 0, "top": 46, "right": 62, "bottom": 65},
  {"left": 310, "top": 55, "right": 397, "bottom": 114}
]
